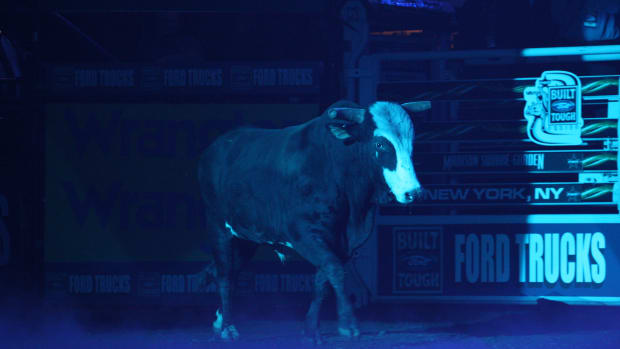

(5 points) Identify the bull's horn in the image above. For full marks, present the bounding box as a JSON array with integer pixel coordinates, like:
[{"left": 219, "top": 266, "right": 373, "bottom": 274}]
[
  {"left": 401, "top": 101, "right": 431, "bottom": 113},
  {"left": 327, "top": 107, "right": 365, "bottom": 124}
]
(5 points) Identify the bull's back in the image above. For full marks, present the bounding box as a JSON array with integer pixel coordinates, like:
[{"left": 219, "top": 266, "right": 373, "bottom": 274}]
[
  {"left": 198, "top": 124, "right": 319, "bottom": 229},
  {"left": 198, "top": 128, "right": 269, "bottom": 203}
]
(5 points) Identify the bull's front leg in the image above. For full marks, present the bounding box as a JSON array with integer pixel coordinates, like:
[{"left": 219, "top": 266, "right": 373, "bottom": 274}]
[
  {"left": 294, "top": 233, "right": 360, "bottom": 339},
  {"left": 304, "top": 268, "right": 329, "bottom": 344},
  {"left": 324, "top": 260, "right": 360, "bottom": 338}
]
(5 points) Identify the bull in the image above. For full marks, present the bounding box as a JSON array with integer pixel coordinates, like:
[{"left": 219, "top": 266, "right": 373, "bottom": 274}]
[{"left": 198, "top": 100, "right": 429, "bottom": 342}]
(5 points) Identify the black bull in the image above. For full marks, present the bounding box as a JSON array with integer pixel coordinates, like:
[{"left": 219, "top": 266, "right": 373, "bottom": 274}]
[{"left": 198, "top": 100, "right": 430, "bottom": 341}]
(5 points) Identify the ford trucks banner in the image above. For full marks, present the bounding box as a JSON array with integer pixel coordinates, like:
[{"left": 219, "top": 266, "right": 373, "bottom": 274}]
[
  {"left": 377, "top": 216, "right": 620, "bottom": 304},
  {"left": 47, "top": 62, "right": 321, "bottom": 97},
  {"left": 44, "top": 103, "right": 318, "bottom": 304}
]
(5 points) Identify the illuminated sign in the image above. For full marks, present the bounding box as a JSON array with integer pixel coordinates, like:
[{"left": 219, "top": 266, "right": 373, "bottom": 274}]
[
  {"left": 523, "top": 71, "right": 584, "bottom": 146},
  {"left": 414, "top": 183, "right": 613, "bottom": 205},
  {"left": 377, "top": 218, "right": 620, "bottom": 302},
  {"left": 373, "top": 69, "right": 619, "bottom": 305},
  {"left": 454, "top": 232, "right": 605, "bottom": 284},
  {"left": 412, "top": 118, "right": 616, "bottom": 144},
  {"left": 414, "top": 150, "right": 616, "bottom": 173},
  {"left": 369, "top": 0, "right": 454, "bottom": 12}
]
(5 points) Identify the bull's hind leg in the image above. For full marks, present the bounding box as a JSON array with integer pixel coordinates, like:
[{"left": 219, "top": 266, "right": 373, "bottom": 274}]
[
  {"left": 208, "top": 219, "right": 258, "bottom": 340},
  {"left": 209, "top": 220, "right": 238, "bottom": 340}
]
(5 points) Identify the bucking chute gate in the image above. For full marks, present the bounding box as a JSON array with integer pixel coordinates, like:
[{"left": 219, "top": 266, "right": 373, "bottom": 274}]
[{"left": 350, "top": 46, "right": 620, "bottom": 305}]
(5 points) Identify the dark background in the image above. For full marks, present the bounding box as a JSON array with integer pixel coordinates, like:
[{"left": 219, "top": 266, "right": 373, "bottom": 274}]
[
  {"left": 1, "top": 0, "right": 619, "bottom": 347},
  {"left": 2, "top": 0, "right": 620, "bottom": 304}
]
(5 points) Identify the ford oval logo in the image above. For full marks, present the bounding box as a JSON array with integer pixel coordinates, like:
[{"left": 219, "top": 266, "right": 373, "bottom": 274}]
[{"left": 551, "top": 100, "right": 575, "bottom": 112}]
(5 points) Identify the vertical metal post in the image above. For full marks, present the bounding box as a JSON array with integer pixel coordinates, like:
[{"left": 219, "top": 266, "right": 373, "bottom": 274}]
[
  {"left": 341, "top": 0, "right": 368, "bottom": 103},
  {"left": 357, "top": 55, "right": 378, "bottom": 107}
]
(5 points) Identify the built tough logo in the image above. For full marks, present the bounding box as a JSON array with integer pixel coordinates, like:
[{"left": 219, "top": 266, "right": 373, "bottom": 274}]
[
  {"left": 523, "top": 71, "right": 584, "bottom": 146},
  {"left": 393, "top": 227, "right": 443, "bottom": 293}
]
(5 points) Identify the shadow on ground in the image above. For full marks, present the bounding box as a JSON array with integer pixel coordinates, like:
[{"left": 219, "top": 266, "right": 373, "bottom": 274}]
[{"left": 3, "top": 293, "right": 620, "bottom": 349}]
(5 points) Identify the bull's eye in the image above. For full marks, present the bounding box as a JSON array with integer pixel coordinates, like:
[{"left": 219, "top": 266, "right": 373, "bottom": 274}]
[{"left": 373, "top": 136, "right": 396, "bottom": 170}]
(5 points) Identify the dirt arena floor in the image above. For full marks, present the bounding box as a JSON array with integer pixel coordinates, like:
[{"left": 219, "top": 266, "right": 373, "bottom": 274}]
[{"left": 3, "top": 296, "right": 620, "bottom": 349}]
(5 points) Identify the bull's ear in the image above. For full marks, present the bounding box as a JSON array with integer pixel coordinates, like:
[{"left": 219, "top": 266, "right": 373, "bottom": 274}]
[
  {"left": 327, "top": 122, "right": 356, "bottom": 140},
  {"left": 325, "top": 107, "right": 365, "bottom": 141},
  {"left": 401, "top": 101, "right": 431, "bottom": 113}
]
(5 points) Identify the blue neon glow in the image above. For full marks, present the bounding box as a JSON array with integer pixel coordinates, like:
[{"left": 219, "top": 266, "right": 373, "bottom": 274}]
[
  {"left": 520, "top": 45, "right": 620, "bottom": 57},
  {"left": 370, "top": 0, "right": 448, "bottom": 11},
  {"left": 581, "top": 54, "right": 620, "bottom": 61}
]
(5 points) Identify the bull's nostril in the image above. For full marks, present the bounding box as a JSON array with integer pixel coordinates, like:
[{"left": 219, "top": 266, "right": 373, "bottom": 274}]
[{"left": 405, "top": 191, "right": 415, "bottom": 202}]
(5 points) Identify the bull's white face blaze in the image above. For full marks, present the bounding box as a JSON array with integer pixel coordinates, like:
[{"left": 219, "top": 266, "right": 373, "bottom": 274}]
[{"left": 369, "top": 102, "right": 421, "bottom": 204}]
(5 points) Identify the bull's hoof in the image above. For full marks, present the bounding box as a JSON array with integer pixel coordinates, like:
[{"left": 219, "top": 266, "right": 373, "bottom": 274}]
[
  {"left": 302, "top": 329, "right": 323, "bottom": 345},
  {"left": 214, "top": 324, "right": 239, "bottom": 340},
  {"left": 337, "top": 326, "right": 360, "bottom": 339}
]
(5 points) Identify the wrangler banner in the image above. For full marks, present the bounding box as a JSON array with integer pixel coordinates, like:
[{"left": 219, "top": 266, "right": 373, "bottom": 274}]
[{"left": 44, "top": 103, "right": 318, "bottom": 303}]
